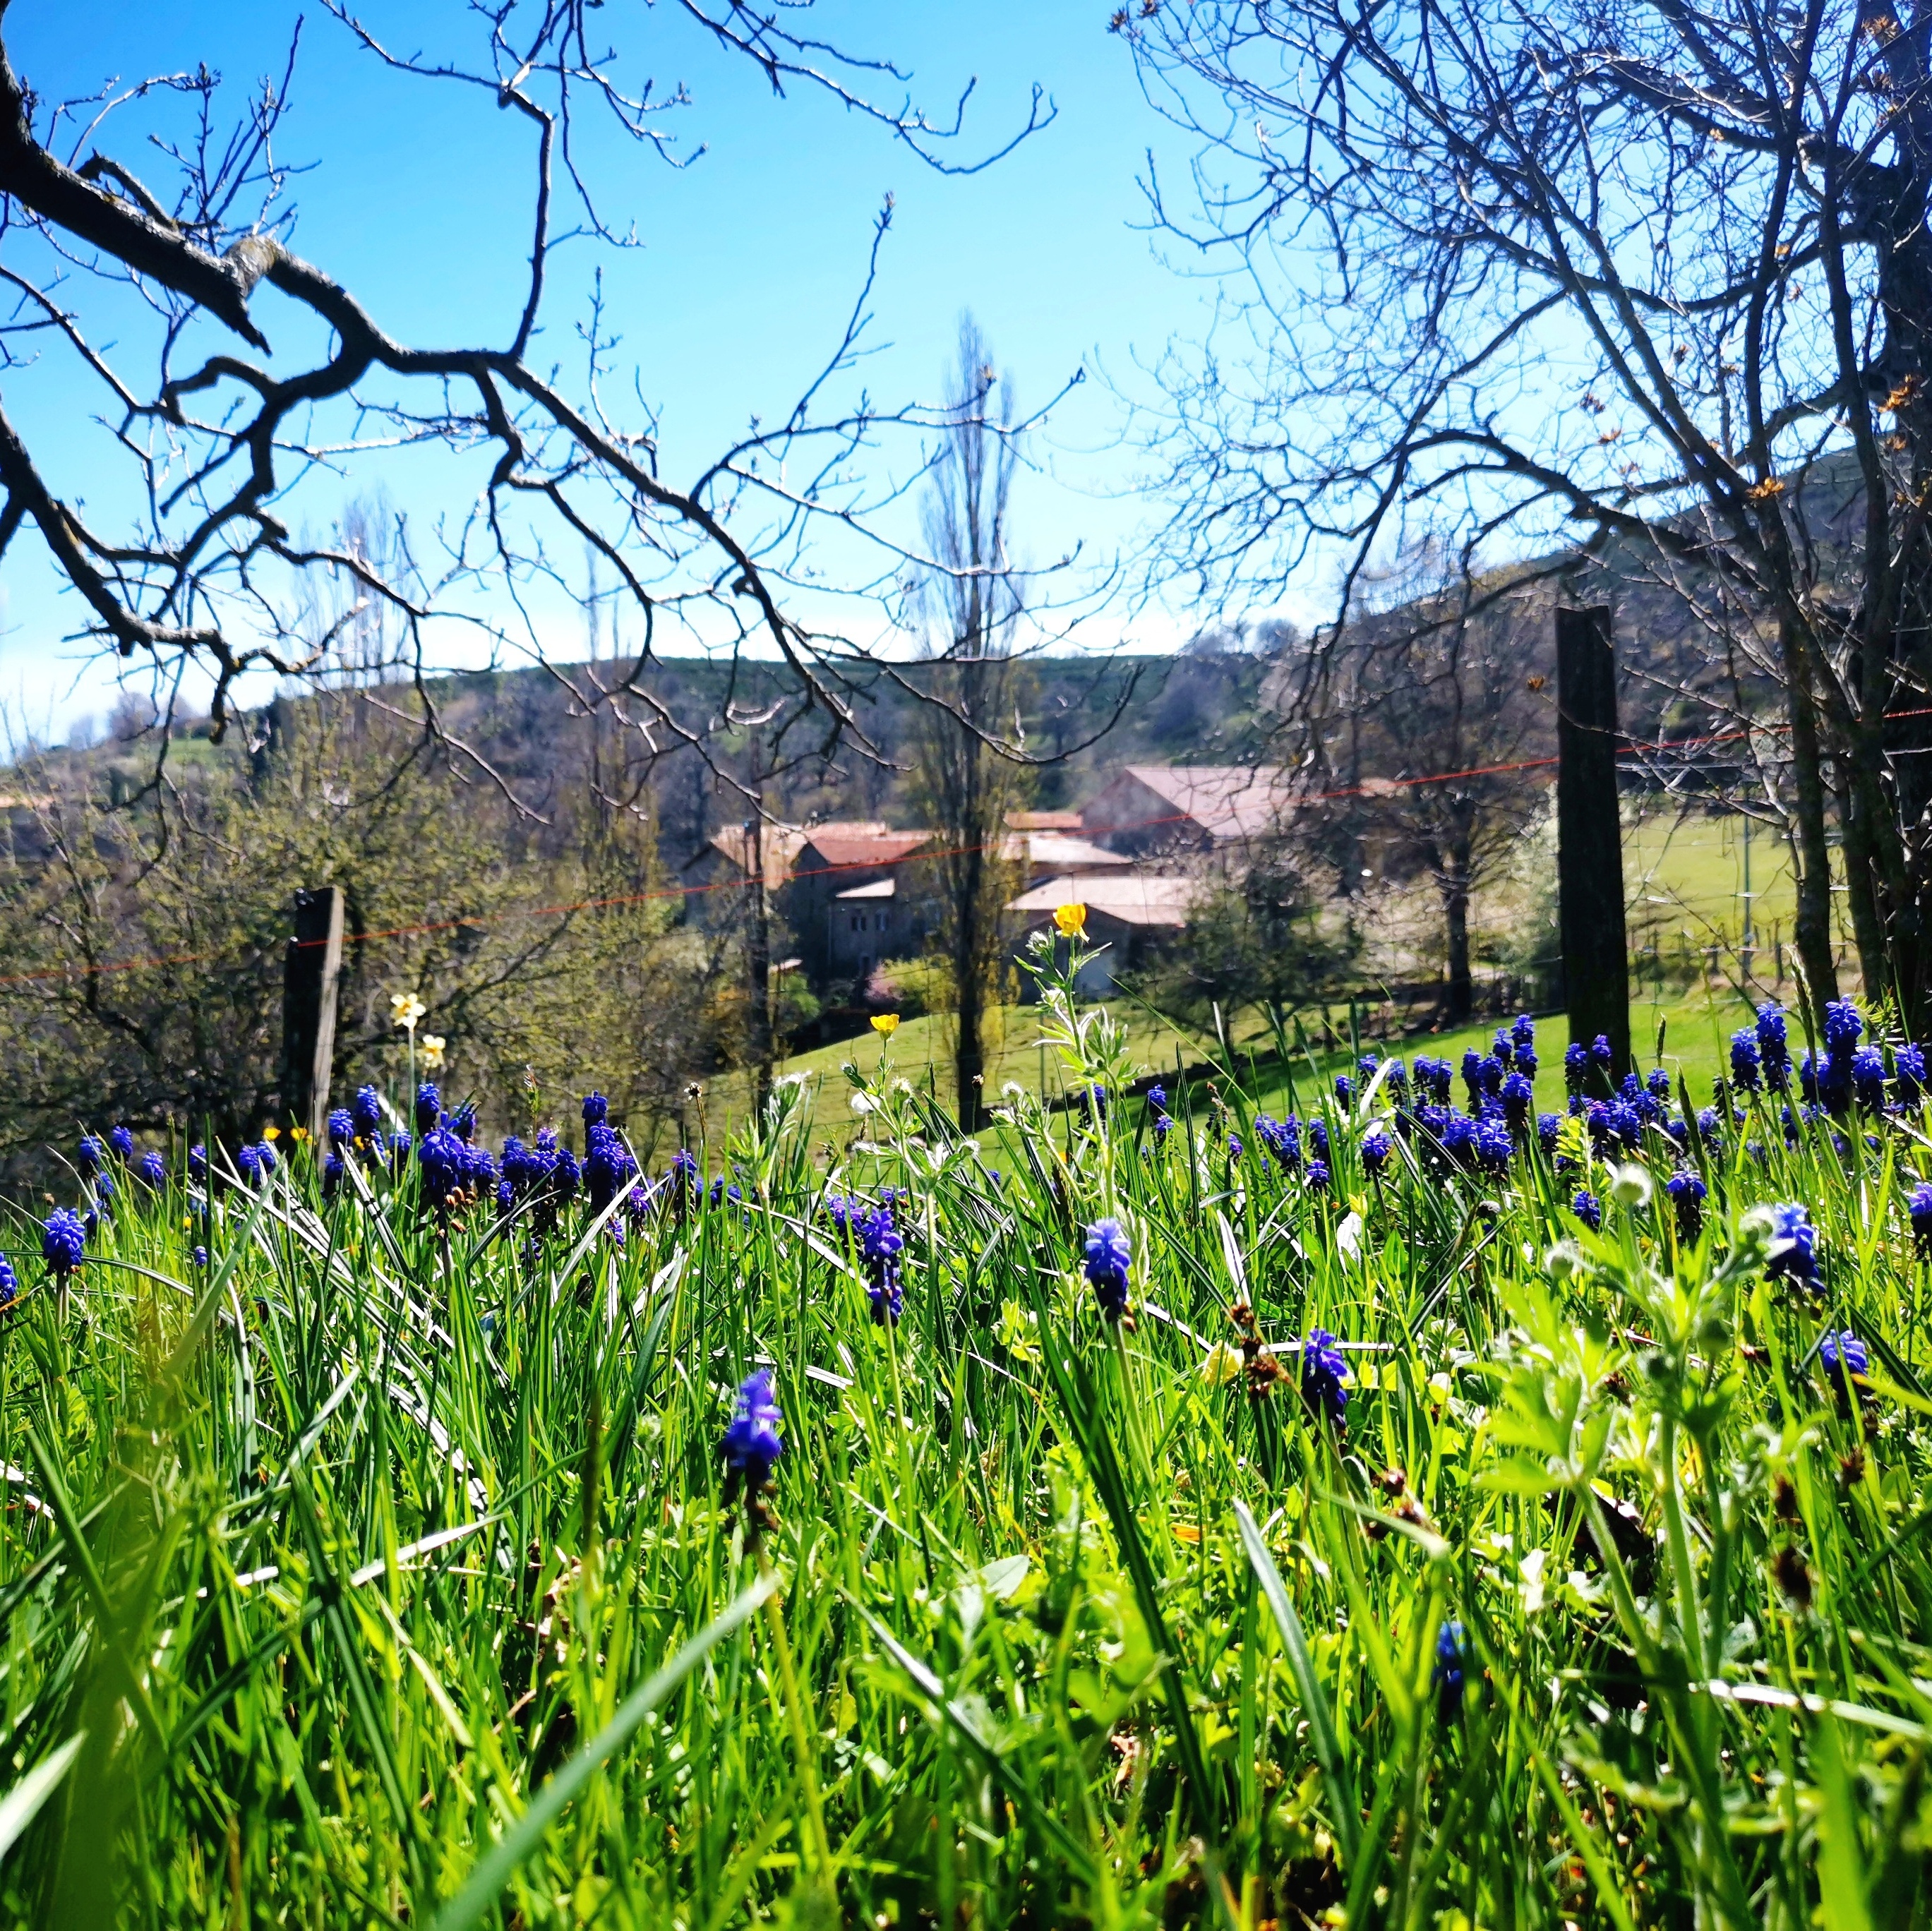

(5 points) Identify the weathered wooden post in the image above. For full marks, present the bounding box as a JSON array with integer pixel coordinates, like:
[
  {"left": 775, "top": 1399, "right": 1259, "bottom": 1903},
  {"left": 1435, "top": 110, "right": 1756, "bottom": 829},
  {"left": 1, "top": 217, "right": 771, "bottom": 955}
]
[
  {"left": 282, "top": 886, "right": 344, "bottom": 1143},
  {"left": 1556, "top": 603, "right": 1631, "bottom": 1085}
]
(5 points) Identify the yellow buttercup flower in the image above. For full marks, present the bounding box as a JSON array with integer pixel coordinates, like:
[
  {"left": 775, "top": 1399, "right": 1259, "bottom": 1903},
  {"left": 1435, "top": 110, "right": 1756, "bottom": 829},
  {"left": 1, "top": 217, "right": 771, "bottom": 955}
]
[
  {"left": 1052, "top": 902, "right": 1087, "bottom": 940},
  {"left": 263, "top": 1125, "right": 281, "bottom": 1142},
  {"left": 290, "top": 1126, "right": 311, "bottom": 1143},
  {"left": 870, "top": 1013, "right": 900, "bottom": 1037}
]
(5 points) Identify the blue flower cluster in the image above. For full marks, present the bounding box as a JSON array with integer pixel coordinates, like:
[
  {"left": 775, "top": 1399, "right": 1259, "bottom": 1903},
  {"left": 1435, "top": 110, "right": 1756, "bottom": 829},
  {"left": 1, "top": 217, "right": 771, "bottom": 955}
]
[
  {"left": 1792, "top": 999, "right": 1926, "bottom": 1119},
  {"left": 1084, "top": 1217, "right": 1132, "bottom": 1321},
  {"left": 721, "top": 1367, "right": 784, "bottom": 1515},
  {"left": 1299, "top": 1328, "right": 1350, "bottom": 1427}
]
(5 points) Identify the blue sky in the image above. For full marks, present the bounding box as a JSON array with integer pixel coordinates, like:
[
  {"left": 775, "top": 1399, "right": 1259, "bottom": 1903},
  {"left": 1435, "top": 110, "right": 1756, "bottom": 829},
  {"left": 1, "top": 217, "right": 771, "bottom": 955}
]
[{"left": 0, "top": 1, "right": 1284, "bottom": 742}]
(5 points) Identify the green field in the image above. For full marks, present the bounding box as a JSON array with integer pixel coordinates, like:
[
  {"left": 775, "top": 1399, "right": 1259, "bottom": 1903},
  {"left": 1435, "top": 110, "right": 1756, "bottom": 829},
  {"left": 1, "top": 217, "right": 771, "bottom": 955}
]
[{"left": 6, "top": 932, "right": 1931, "bottom": 1926}]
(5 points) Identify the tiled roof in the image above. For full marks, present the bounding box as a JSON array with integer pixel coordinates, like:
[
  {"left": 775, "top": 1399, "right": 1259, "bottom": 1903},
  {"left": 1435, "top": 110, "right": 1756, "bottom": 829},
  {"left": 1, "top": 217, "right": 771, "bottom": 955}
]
[
  {"left": 798, "top": 825, "right": 933, "bottom": 873},
  {"left": 1086, "top": 765, "right": 1297, "bottom": 841},
  {"left": 1003, "top": 831, "right": 1134, "bottom": 873},
  {"left": 695, "top": 822, "right": 809, "bottom": 890},
  {"left": 1006, "top": 873, "right": 1198, "bottom": 927}
]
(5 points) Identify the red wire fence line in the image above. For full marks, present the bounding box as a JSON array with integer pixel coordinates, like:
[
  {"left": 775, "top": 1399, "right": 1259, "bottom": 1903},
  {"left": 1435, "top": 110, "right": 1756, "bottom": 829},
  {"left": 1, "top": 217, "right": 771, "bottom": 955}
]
[{"left": 5, "top": 701, "right": 1930, "bottom": 992}]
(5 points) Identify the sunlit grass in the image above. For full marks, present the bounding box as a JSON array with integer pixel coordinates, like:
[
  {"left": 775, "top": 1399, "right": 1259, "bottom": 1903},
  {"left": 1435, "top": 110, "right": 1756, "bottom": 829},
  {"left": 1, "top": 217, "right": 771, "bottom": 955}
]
[{"left": 2, "top": 939, "right": 1928, "bottom": 1927}]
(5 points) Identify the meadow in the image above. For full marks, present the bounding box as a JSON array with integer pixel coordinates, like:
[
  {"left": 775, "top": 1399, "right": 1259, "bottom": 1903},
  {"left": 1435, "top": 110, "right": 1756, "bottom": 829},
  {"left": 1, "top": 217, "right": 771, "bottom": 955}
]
[{"left": 1, "top": 930, "right": 1930, "bottom": 1927}]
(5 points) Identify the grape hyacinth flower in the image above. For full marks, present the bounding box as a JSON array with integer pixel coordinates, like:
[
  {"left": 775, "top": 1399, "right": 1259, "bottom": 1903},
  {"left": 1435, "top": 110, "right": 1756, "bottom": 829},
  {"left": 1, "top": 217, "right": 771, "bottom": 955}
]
[
  {"left": 78, "top": 1134, "right": 106, "bottom": 1176},
  {"left": 1573, "top": 1191, "right": 1602, "bottom": 1232},
  {"left": 414, "top": 1083, "right": 443, "bottom": 1136},
  {"left": 1665, "top": 1169, "right": 1707, "bottom": 1243},
  {"left": 1592, "top": 1035, "right": 1614, "bottom": 1070},
  {"left": 109, "top": 1124, "right": 135, "bottom": 1160},
  {"left": 1435, "top": 1620, "right": 1468, "bottom": 1719},
  {"left": 1501, "top": 1071, "right": 1534, "bottom": 1128},
  {"left": 584, "top": 1123, "right": 639, "bottom": 1214},
  {"left": 352, "top": 1083, "right": 384, "bottom": 1138},
  {"left": 1226, "top": 1133, "right": 1244, "bottom": 1162},
  {"left": 1818, "top": 1330, "right": 1869, "bottom": 1402},
  {"left": 1299, "top": 1328, "right": 1350, "bottom": 1428},
  {"left": 1305, "top": 1158, "right": 1332, "bottom": 1191},
  {"left": 138, "top": 1150, "right": 166, "bottom": 1186},
  {"left": 236, "top": 1143, "right": 266, "bottom": 1187},
  {"left": 1564, "top": 1041, "right": 1588, "bottom": 1091},
  {"left": 389, "top": 1130, "right": 413, "bottom": 1174},
  {"left": 1765, "top": 1202, "right": 1823, "bottom": 1298},
  {"left": 328, "top": 1107, "right": 355, "bottom": 1148},
  {"left": 323, "top": 1153, "right": 347, "bottom": 1200},
  {"left": 1912, "top": 1183, "right": 1932, "bottom": 1257},
  {"left": 1441, "top": 1114, "right": 1477, "bottom": 1166},
  {"left": 0, "top": 1254, "right": 14, "bottom": 1309},
  {"left": 1145, "top": 1083, "right": 1168, "bottom": 1119},
  {"left": 42, "top": 1208, "right": 85, "bottom": 1276},
  {"left": 1460, "top": 1050, "right": 1484, "bottom": 1105},
  {"left": 1333, "top": 1072, "right": 1352, "bottom": 1106},
  {"left": 1823, "top": 998, "right": 1864, "bottom": 1055},
  {"left": 1898, "top": 1045, "right": 1927, "bottom": 1107},
  {"left": 582, "top": 1090, "right": 609, "bottom": 1129},
  {"left": 1361, "top": 1130, "right": 1393, "bottom": 1175},
  {"left": 859, "top": 1203, "right": 905, "bottom": 1324},
  {"left": 1537, "top": 1112, "right": 1561, "bottom": 1155},
  {"left": 720, "top": 1368, "right": 784, "bottom": 1528},
  {"left": 1475, "top": 1119, "right": 1513, "bottom": 1175},
  {"left": 1492, "top": 1027, "right": 1514, "bottom": 1067},
  {"left": 188, "top": 1143, "right": 208, "bottom": 1184},
  {"left": 1084, "top": 1217, "right": 1132, "bottom": 1322},
  {"left": 1758, "top": 1002, "right": 1792, "bottom": 1089},
  {"left": 1729, "top": 1029, "right": 1762, "bottom": 1092},
  {"left": 417, "top": 1126, "right": 467, "bottom": 1208},
  {"left": 1852, "top": 1045, "right": 1888, "bottom": 1113}
]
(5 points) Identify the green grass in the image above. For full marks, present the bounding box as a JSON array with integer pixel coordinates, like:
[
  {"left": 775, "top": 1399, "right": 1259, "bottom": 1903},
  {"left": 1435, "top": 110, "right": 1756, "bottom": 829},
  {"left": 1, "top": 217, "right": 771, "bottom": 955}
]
[{"left": 4, "top": 944, "right": 1932, "bottom": 1927}]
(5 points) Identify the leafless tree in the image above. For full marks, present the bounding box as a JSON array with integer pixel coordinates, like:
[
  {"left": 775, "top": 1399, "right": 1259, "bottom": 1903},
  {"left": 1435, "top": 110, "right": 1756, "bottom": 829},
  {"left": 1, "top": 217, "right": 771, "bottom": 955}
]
[
  {"left": 1289, "top": 547, "right": 1557, "bottom": 1018},
  {"left": 0, "top": 2, "right": 1053, "bottom": 817},
  {"left": 1121, "top": 0, "right": 1932, "bottom": 1027},
  {"left": 908, "top": 315, "right": 1029, "bottom": 1131}
]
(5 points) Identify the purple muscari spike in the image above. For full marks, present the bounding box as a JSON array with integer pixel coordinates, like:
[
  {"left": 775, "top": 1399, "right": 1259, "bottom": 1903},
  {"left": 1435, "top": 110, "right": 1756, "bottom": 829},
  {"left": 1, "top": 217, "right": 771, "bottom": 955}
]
[
  {"left": 328, "top": 1107, "right": 355, "bottom": 1148},
  {"left": 1564, "top": 1042, "right": 1588, "bottom": 1090},
  {"left": 1537, "top": 1112, "right": 1561, "bottom": 1153},
  {"left": 670, "top": 1146, "right": 699, "bottom": 1195},
  {"left": 1333, "top": 1073, "right": 1352, "bottom": 1106},
  {"left": 1361, "top": 1130, "right": 1393, "bottom": 1175},
  {"left": 1083, "top": 1217, "right": 1132, "bottom": 1321},
  {"left": 1516, "top": 1045, "right": 1540, "bottom": 1077},
  {"left": 1823, "top": 999, "right": 1864, "bottom": 1054},
  {"left": 1299, "top": 1329, "right": 1349, "bottom": 1426},
  {"left": 1608, "top": 1101, "right": 1641, "bottom": 1150},
  {"left": 1818, "top": 1329, "right": 1869, "bottom": 1400},
  {"left": 1765, "top": 1202, "right": 1823, "bottom": 1297},
  {"left": 1897, "top": 1045, "right": 1927, "bottom": 1107},
  {"left": 1572, "top": 1190, "right": 1602, "bottom": 1230},
  {"left": 1696, "top": 1105, "right": 1721, "bottom": 1139},
  {"left": 1729, "top": 1029, "right": 1762, "bottom": 1092},
  {"left": 1591, "top": 1034, "right": 1613, "bottom": 1066},
  {"left": 1226, "top": 1133, "right": 1244, "bottom": 1162},
  {"left": 1145, "top": 1083, "right": 1169, "bottom": 1117},
  {"left": 42, "top": 1208, "right": 85, "bottom": 1275},
  {"left": 192, "top": 1244, "right": 208, "bottom": 1269},
  {"left": 188, "top": 1143, "right": 208, "bottom": 1183},
  {"left": 414, "top": 1083, "right": 443, "bottom": 1136},
  {"left": 1384, "top": 1057, "right": 1408, "bottom": 1092},
  {"left": 78, "top": 1134, "right": 105, "bottom": 1176},
  {"left": 109, "top": 1124, "right": 134, "bottom": 1160},
  {"left": 1852, "top": 1045, "right": 1888, "bottom": 1112},
  {"left": 582, "top": 1091, "right": 609, "bottom": 1129},
  {"left": 1911, "top": 1182, "right": 1932, "bottom": 1257},
  {"left": 389, "top": 1130, "right": 413, "bottom": 1173},
  {"left": 860, "top": 1203, "right": 904, "bottom": 1323},
  {"left": 497, "top": 1178, "right": 515, "bottom": 1214},
  {"left": 551, "top": 1148, "right": 581, "bottom": 1203},
  {"left": 721, "top": 1368, "right": 784, "bottom": 1502},
  {"left": 1492, "top": 1028, "right": 1514, "bottom": 1067},
  {"left": 1460, "top": 1049, "right": 1484, "bottom": 1104},
  {"left": 1665, "top": 1116, "right": 1689, "bottom": 1148},
  {"left": 1477, "top": 1055, "right": 1504, "bottom": 1097},
  {"left": 1309, "top": 1119, "right": 1331, "bottom": 1160},
  {"left": 0, "top": 1254, "right": 15, "bottom": 1306},
  {"left": 1646, "top": 1068, "right": 1672, "bottom": 1103},
  {"left": 1474, "top": 1119, "right": 1513, "bottom": 1174},
  {"left": 323, "top": 1152, "right": 346, "bottom": 1200},
  {"left": 1436, "top": 1620, "right": 1468, "bottom": 1719},
  {"left": 1304, "top": 1158, "right": 1331, "bottom": 1191},
  {"left": 139, "top": 1150, "right": 166, "bottom": 1186},
  {"left": 584, "top": 1122, "right": 638, "bottom": 1213},
  {"left": 1758, "top": 1003, "right": 1792, "bottom": 1089},
  {"left": 1665, "top": 1169, "right": 1707, "bottom": 1242},
  {"left": 236, "top": 1143, "right": 265, "bottom": 1186},
  {"left": 1441, "top": 1114, "right": 1477, "bottom": 1165},
  {"left": 353, "top": 1084, "right": 384, "bottom": 1138},
  {"left": 1512, "top": 1013, "right": 1536, "bottom": 1050},
  {"left": 417, "top": 1126, "right": 467, "bottom": 1208},
  {"left": 1501, "top": 1071, "right": 1534, "bottom": 1127}
]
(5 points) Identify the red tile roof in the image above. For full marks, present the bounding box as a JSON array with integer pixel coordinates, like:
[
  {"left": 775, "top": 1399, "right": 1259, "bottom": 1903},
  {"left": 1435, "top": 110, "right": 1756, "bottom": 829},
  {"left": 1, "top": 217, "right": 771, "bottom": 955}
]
[{"left": 798, "top": 824, "right": 933, "bottom": 874}]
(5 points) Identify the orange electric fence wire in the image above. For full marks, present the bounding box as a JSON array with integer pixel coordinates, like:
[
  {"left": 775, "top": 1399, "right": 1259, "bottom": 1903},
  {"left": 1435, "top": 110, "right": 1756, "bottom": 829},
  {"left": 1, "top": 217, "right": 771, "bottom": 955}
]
[{"left": 6, "top": 702, "right": 1931, "bottom": 992}]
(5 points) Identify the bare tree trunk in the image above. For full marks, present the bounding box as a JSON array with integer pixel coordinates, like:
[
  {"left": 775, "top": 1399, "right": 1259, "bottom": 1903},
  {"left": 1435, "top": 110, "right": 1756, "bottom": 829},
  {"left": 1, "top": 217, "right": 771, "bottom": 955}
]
[
  {"left": 1778, "top": 616, "right": 1842, "bottom": 1012},
  {"left": 1440, "top": 836, "right": 1473, "bottom": 1023},
  {"left": 743, "top": 809, "right": 773, "bottom": 1112},
  {"left": 954, "top": 830, "right": 988, "bottom": 1131}
]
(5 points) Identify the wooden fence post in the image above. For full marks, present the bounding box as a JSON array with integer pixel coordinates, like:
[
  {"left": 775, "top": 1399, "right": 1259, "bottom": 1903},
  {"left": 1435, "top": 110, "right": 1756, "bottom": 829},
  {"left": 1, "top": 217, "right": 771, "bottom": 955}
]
[
  {"left": 283, "top": 886, "right": 344, "bottom": 1143},
  {"left": 1556, "top": 603, "right": 1631, "bottom": 1085}
]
